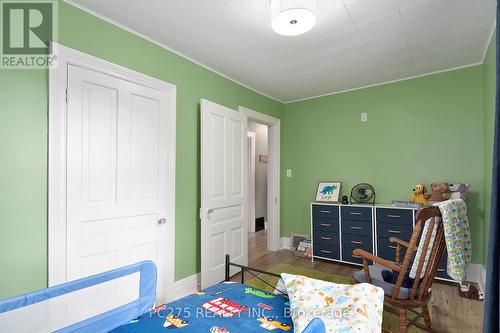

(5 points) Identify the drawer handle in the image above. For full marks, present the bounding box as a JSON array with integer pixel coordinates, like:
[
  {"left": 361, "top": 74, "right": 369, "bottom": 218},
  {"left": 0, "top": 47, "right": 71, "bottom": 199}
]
[
  {"left": 350, "top": 212, "right": 363, "bottom": 216},
  {"left": 388, "top": 245, "right": 397, "bottom": 249},
  {"left": 351, "top": 240, "right": 363, "bottom": 245},
  {"left": 388, "top": 214, "right": 401, "bottom": 218},
  {"left": 350, "top": 226, "right": 362, "bottom": 230},
  {"left": 320, "top": 210, "right": 331, "bottom": 213},
  {"left": 352, "top": 254, "right": 362, "bottom": 259},
  {"left": 321, "top": 236, "right": 332, "bottom": 240},
  {"left": 320, "top": 250, "right": 332, "bottom": 254},
  {"left": 387, "top": 230, "right": 401, "bottom": 234},
  {"left": 437, "top": 268, "right": 445, "bottom": 272},
  {"left": 320, "top": 223, "right": 332, "bottom": 227}
]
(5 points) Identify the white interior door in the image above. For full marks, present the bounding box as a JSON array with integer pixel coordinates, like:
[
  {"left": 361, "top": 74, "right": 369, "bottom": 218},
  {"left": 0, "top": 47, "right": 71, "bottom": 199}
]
[
  {"left": 66, "top": 64, "right": 173, "bottom": 305},
  {"left": 201, "top": 99, "right": 248, "bottom": 289}
]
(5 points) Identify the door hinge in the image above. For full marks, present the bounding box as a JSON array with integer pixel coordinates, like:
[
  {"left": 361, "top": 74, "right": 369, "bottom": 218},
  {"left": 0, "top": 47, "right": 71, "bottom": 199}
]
[
  {"left": 65, "top": 89, "right": 69, "bottom": 104},
  {"left": 199, "top": 208, "right": 202, "bottom": 220}
]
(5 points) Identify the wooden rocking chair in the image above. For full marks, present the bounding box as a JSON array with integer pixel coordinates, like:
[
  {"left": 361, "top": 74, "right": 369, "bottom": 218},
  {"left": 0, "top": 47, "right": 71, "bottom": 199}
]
[{"left": 352, "top": 206, "right": 446, "bottom": 333}]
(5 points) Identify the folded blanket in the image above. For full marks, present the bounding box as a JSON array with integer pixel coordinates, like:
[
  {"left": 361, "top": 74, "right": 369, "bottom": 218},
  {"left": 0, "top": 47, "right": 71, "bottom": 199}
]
[{"left": 409, "top": 199, "right": 472, "bottom": 282}]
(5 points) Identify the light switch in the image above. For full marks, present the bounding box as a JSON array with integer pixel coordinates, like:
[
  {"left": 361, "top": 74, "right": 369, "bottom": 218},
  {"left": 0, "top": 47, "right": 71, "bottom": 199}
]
[
  {"left": 286, "top": 169, "right": 292, "bottom": 178},
  {"left": 361, "top": 113, "right": 368, "bottom": 122}
]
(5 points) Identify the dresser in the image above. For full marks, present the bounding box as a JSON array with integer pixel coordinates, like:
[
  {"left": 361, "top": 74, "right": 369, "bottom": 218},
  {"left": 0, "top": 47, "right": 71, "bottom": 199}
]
[{"left": 311, "top": 203, "right": 452, "bottom": 282}]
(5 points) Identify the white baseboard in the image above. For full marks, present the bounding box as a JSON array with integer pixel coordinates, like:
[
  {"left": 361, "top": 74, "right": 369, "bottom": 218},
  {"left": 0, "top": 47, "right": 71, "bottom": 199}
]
[
  {"left": 479, "top": 265, "right": 486, "bottom": 294},
  {"left": 170, "top": 273, "right": 200, "bottom": 301},
  {"left": 467, "top": 263, "right": 486, "bottom": 296},
  {"left": 280, "top": 237, "right": 291, "bottom": 250}
]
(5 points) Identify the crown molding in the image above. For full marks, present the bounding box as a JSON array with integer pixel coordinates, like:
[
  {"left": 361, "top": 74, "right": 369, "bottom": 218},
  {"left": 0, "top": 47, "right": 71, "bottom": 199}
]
[{"left": 285, "top": 62, "right": 483, "bottom": 104}]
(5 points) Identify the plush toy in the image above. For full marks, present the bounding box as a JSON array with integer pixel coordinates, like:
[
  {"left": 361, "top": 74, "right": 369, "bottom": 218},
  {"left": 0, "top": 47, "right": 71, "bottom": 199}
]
[
  {"left": 449, "top": 183, "right": 470, "bottom": 200},
  {"left": 410, "top": 184, "right": 428, "bottom": 206},
  {"left": 457, "top": 281, "right": 484, "bottom": 301},
  {"left": 426, "top": 182, "right": 451, "bottom": 202}
]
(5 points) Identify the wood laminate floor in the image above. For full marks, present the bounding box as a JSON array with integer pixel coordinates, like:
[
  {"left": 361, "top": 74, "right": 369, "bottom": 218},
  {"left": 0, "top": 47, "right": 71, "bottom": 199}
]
[{"left": 239, "top": 230, "right": 484, "bottom": 333}]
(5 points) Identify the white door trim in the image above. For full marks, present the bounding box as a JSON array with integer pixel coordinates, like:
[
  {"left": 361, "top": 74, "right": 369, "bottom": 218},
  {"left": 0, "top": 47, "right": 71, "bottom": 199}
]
[
  {"left": 247, "top": 132, "right": 256, "bottom": 233},
  {"left": 48, "top": 43, "right": 176, "bottom": 290},
  {"left": 239, "top": 107, "right": 280, "bottom": 251}
]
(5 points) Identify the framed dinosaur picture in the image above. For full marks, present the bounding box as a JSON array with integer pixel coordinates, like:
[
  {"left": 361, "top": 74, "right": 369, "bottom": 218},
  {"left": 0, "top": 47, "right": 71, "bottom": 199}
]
[{"left": 315, "top": 181, "right": 342, "bottom": 203}]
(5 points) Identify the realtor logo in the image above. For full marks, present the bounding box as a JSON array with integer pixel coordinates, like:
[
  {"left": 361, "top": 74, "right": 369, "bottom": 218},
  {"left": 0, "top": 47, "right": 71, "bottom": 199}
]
[{"left": 1, "top": 0, "right": 57, "bottom": 68}]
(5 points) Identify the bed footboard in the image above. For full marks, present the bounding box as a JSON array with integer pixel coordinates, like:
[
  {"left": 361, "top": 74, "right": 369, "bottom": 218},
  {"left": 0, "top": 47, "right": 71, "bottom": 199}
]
[
  {"left": 225, "top": 254, "right": 281, "bottom": 284},
  {"left": 225, "top": 255, "right": 326, "bottom": 333}
]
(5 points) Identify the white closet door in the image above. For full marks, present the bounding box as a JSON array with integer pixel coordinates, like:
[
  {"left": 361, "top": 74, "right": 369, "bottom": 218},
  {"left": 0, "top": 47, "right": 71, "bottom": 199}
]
[{"left": 66, "top": 64, "right": 172, "bottom": 308}]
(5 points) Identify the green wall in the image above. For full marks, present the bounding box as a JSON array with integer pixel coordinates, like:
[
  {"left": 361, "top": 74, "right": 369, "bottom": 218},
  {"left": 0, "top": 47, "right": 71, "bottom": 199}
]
[
  {"left": 0, "top": 0, "right": 495, "bottom": 301},
  {"left": 283, "top": 67, "right": 487, "bottom": 264},
  {"left": 483, "top": 31, "right": 496, "bottom": 264},
  {"left": 0, "top": 1, "right": 283, "bottom": 299},
  {"left": 0, "top": 70, "right": 48, "bottom": 299}
]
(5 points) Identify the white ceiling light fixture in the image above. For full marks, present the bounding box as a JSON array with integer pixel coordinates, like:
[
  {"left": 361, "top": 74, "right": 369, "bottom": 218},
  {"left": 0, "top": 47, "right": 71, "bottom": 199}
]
[{"left": 271, "top": 0, "right": 317, "bottom": 36}]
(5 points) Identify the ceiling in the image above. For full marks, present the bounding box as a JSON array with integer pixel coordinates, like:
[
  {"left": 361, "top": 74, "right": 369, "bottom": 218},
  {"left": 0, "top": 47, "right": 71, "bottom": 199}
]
[{"left": 68, "top": 0, "right": 496, "bottom": 103}]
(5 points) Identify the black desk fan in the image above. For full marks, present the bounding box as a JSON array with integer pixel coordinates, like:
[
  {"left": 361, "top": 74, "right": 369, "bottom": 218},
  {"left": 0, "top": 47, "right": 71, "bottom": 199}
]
[{"left": 350, "top": 183, "right": 376, "bottom": 205}]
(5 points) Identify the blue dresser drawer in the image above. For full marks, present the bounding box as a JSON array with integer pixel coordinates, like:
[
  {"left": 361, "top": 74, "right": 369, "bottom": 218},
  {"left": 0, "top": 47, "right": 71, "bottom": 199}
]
[
  {"left": 312, "top": 217, "right": 339, "bottom": 233},
  {"left": 436, "top": 253, "right": 453, "bottom": 280},
  {"left": 377, "top": 222, "right": 413, "bottom": 240},
  {"left": 342, "top": 247, "right": 364, "bottom": 264},
  {"left": 436, "top": 253, "right": 451, "bottom": 280},
  {"left": 312, "top": 205, "right": 339, "bottom": 220},
  {"left": 440, "top": 251, "right": 448, "bottom": 265},
  {"left": 342, "top": 206, "right": 372, "bottom": 222},
  {"left": 376, "top": 208, "right": 414, "bottom": 224},
  {"left": 376, "top": 240, "right": 451, "bottom": 280},
  {"left": 377, "top": 238, "right": 399, "bottom": 261},
  {"left": 342, "top": 219, "right": 372, "bottom": 236},
  {"left": 436, "top": 266, "right": 452, "bottom": 280},
  {"left": 343, "top": 233, "right": 372, "bottom": 251},
  {"left": 439, "top": 257, "right": 447, "bottom": 268},
  {"left": 314, "top": 241, "right": 340, "bottom": 260},
  {"left": 313, "top": 230, "right": 340, "bottom": 247}
]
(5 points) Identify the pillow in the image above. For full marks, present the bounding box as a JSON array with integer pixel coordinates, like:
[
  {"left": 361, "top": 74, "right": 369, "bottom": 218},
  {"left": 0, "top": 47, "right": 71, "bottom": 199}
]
[
  {"left": 274, "top": 278, "right": 287, "bottom": 295},
  {"left": 281, "top": 273, "right": 384, "bottom": 333}
]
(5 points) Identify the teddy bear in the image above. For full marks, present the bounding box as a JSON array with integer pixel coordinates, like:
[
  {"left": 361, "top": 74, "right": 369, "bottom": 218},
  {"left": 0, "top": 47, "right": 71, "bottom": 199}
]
[
  {"left": 449, "top": 183, "right": 470, "bottom": 200},
  {"left": 426, "top": 182, "right": 451, "bottom": 202},
  {"left": 410, "top": 184, "right": 428, "bottom": 206}
]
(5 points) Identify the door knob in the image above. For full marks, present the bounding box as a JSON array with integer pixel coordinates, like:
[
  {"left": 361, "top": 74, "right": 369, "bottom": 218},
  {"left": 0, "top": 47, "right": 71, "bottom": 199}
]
[{"left": 158, "top": 218, "right": 167, "bottom": 225}]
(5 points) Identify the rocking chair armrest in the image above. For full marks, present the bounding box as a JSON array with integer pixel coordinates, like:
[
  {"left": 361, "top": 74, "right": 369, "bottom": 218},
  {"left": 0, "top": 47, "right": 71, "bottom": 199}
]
[
  {"left": 388, "top": 237, "right": 415, "bottom": 251},
  {"left": 352, "top": 249, "right": 401, "bottom": 272}
]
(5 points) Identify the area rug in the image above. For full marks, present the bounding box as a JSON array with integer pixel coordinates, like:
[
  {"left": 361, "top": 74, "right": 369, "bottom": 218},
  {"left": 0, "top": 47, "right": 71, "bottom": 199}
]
[{"left": 245, "top": 263, "right": 428, "bottom": 332}]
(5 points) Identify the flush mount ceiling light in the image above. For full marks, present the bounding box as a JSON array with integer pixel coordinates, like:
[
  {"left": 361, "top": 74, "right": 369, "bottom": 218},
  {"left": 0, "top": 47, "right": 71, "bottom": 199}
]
[{"left": 271, "top": 0, "right": 316, "bottom": 36}]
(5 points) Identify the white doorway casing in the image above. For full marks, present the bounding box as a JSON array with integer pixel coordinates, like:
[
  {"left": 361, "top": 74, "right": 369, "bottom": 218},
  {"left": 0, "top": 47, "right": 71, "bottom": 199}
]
[
  {"left": 239, "top": 107, "right": 280, "bottom": 252},
  {"left": 247, "top": 132, "right": 256, "bottom": 233},
  {"left": 48, "top": 44, "right": 176, "bottom": 302}
]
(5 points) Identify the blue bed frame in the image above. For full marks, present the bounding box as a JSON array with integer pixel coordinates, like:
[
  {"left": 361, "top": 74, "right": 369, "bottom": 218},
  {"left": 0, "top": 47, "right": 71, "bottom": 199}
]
[
  {"left": 0, "top": 261, "right": 157, "bottom": 333},
  {"left": 0, "top": 260, "right": 325, "bottom": 333}
]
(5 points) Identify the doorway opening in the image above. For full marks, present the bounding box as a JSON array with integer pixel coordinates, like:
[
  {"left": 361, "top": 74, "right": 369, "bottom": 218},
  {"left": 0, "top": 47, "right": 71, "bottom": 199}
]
[
  {"left": 240, "top": 106, "right": 280, "bottom": 254},
  {"left": 247, "top": 121, "right": 269, "bottom": 250}
]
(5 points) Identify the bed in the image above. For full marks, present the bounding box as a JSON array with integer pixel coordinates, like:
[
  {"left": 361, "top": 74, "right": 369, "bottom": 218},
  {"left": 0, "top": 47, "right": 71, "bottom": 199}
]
[
  {"left": 110, "top": 282, "right": 294, "bottom": 333},
  {"left": 0, "top": 260, "right": 325, "bottom": 333}
]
